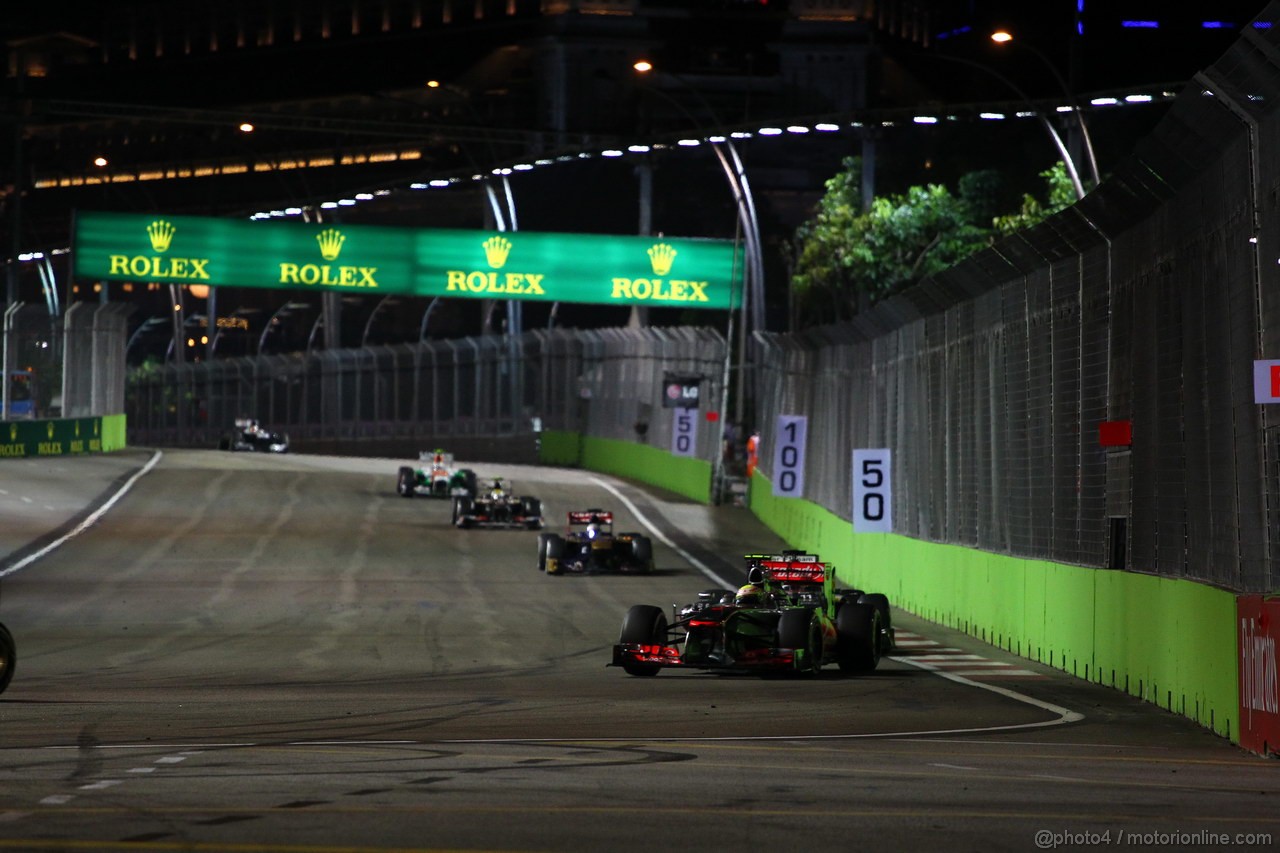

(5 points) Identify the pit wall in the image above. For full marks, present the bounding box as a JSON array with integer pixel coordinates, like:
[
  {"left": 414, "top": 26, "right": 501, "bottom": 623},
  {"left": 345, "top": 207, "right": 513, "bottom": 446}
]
[
  {"left": 539, "top": 429, "right": 1240, "bottom": 742},
  {"left": 0, "top": 414, "right": 128, "bottom": 457}
]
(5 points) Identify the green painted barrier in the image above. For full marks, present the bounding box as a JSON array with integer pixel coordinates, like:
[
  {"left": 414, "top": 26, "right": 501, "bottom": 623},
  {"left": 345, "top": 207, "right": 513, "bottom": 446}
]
[
  {"left": 0, "top": 414, "right": 127, "bottom": 457},
  {"left": 540, "top": 429, "right": 712, "bottom": 504},
  {"left": 748, "top": 471, "right": 1240, "bottom": 741}
]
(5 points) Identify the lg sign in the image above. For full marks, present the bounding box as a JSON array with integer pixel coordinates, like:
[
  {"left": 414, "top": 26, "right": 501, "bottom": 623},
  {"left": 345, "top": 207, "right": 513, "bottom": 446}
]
[{"left": 663, "top": 376, "right": 702, "bottom": 409}]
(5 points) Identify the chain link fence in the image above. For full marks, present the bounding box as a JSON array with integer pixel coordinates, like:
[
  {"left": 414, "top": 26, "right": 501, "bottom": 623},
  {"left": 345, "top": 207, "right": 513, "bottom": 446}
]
[{"left": 753, "top": 8, "right": 1280, "bottom": 595}]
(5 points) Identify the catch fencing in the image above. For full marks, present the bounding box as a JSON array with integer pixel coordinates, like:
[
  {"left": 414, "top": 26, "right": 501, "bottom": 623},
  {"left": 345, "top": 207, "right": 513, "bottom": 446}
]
[
  {"left": 752, "top": 9, "right": 1280, "bottom": 595},
  {"left": 2, "top": 301, "right": 132, "bottom": 421},
  {"left": 125, "top": 325, "right": 728, "bottom": 461}
]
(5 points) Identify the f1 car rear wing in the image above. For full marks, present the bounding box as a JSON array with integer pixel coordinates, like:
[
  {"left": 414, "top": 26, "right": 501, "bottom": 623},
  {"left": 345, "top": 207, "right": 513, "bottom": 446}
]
[
  {"left": 746, "top": 552, "right": 828, "bottom": 584},
  {"left": 420, "top": 449, "right": 454, "bottom": 466},
  {"left": 568, "top": 509, "right": 613, "bottom": 526}
]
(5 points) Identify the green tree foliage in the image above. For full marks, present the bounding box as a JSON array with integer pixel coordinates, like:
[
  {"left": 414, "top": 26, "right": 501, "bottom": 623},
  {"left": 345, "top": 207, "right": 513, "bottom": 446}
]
[
  {"left": 992, "top": 161, "right": 1076, "bottom": 236},
  {"left": 788, "top": 159, "right": 1074, "bottom": 329}
]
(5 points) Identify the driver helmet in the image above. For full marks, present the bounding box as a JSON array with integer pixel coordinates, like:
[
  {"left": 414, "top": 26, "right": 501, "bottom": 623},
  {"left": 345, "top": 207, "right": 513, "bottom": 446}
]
[
  {"left": 490, "top": 479, "right": 505, "bottom": 498},
  {"left": 734, "top": 583, "right": 764, "bottom": 608},
  {"left": 586, "top": 522, "right": 600, "bottom": 540}
]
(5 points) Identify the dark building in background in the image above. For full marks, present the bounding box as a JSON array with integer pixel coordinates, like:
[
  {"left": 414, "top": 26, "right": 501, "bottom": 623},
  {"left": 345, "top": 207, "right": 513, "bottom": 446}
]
[{"left": 0, "top": 0, "right": 1270, "bottom": 358}]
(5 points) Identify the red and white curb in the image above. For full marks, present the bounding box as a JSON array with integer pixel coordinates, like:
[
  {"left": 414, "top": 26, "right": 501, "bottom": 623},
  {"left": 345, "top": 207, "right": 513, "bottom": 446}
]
[{"left": 892, "top": 631, "right": 1045, "bottom": 679}]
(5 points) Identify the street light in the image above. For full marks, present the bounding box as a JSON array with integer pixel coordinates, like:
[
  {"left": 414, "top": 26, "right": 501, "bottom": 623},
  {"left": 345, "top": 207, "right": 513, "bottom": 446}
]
[{"left": 990, "top": 29, "right": 1100, "bottom": 189}]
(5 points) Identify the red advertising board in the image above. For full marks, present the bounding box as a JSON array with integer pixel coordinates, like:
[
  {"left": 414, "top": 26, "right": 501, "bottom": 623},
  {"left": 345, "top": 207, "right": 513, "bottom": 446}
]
[{"left": 1238, "top": 595, "right": 1280, "bottom": 756}]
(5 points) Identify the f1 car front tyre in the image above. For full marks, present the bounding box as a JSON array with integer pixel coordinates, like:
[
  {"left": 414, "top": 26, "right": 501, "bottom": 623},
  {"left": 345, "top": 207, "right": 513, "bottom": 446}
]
[
  {"left": 453, "top": 497, "right": 473, "bottom": 528},
  {"left": 618, "top": 604, "right": 667, "bottom": 677},
  {"left": 543, "top": 535, "right": 565, "bottom": 574},
  {"left": 836, "top": 602, "right": 882, "bottom": 673},
  {"left": 397, "top": 467, "right": 415, "bottom": 498},
  {"left": 0, "top": 622, "right": 14, "bottom": 694},
  {"left": 537, "top": 532, "right": 556, "bottom": 571},
  {"left": 777, "top": 608, "right": 821, "bottom": 674}
]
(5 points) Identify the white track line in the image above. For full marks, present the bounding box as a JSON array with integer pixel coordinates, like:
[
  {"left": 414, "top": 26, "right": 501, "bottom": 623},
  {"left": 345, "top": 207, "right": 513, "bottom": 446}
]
[
  {"left": 1, "top": 450, "right": 163, "bottom": 578},
  {"left": 590, "top": 476, "right": 736, "bottom": 589},
  {"left": 891, "top": 655, "right": 1082, "bottom": 723}
]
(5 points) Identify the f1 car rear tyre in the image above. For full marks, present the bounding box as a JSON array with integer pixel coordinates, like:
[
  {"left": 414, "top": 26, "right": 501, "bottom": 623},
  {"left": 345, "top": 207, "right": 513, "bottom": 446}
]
[
  {"left": 0, "top": 622, "right": 14, "bottom": 694},
  {"left": 459, "top": 469, "right": 478, "bottom": 498},
  {"left": 619, "top": 604, "right": 667, "bottom": 676},
  {"left": 397, "top": 466, "right": 415, "bottom": 498},
  {"left": 836, "top": 602, "right": 882, "bottom": 673},
  {"left": 777, "top": 609, "right": 821, "bottom": 674},
  {"left": 630, "top": 536, "right": 653, "bottom": 571},
  {"left": 520, "top": 497, "right": 543, "bottom": 529},
  {"left": 857, "top": 592, "right": 893, "bottom": 652}
]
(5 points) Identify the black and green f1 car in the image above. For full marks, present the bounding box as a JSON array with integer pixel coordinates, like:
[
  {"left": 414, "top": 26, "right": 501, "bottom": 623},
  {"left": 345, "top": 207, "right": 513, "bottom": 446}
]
[{"left": 611, "top": 552, "right": 893, "bottom": 676}]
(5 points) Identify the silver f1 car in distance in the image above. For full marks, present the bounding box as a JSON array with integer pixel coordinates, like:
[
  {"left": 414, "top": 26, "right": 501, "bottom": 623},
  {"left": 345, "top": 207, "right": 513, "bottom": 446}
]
[
  {"left": 611, "top": 552, "right": 894, "bottom": 676},
  {"left": 218, "top": 418, "right": 289, "bottom": 453}
]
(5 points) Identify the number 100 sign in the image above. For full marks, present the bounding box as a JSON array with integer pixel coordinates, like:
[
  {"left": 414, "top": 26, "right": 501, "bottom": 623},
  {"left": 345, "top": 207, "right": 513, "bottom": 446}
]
[
  {"left": 772, "top": 415, "right": 807, "bottom": 497},
  {"left": 852, "top": 449, "right": 892, "bottom": 533}
]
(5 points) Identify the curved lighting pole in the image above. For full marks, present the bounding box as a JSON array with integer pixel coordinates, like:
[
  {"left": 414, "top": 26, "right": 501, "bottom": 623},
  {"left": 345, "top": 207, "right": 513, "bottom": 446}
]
[
  {"left": 922, "top": 52, "right": 1086, "bottom": 200},
  {"left": 991, "top": 30, "right": 1100, "bottom": 189},
  {"left": 632, "top": 62, "right": 761, "bottom": 425}
]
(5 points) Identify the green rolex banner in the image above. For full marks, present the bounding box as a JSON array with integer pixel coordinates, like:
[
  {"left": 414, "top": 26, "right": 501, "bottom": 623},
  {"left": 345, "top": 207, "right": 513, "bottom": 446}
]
[
  {"left": 72, "top": 211, "right": 742, "bottom": 310},
  {"left": 0, "top": 417, "right": 109, "bottom": 458}
]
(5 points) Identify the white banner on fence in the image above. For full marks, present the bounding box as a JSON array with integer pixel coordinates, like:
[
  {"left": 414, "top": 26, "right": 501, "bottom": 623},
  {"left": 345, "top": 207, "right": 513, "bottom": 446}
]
[
  {"left": 852, "top": 448, "right": 892, "bottom": 533},
  {"left": 1254, "top": 360, "right": 1280, "bottom": 403},
  {"left": 772, "top": 415, "right": 808, "bottom": 497},
  {"left": 671, "top": 407, "right": 698, "bottom": 457}
]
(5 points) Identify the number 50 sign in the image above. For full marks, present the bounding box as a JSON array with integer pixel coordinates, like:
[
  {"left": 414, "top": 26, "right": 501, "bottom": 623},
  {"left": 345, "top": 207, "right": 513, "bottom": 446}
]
[{"left": 852, "top": 449, "right": 892, "bottom": 533}]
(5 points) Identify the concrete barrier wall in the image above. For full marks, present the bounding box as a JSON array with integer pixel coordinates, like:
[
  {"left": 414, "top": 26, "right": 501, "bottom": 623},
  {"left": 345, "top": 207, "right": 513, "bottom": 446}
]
[{"left": 748, "top": 470, "right": 1240, "bottom": 741}]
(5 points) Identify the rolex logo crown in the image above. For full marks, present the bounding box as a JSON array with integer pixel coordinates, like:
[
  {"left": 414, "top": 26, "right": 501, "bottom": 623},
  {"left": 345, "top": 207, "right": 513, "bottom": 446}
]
[
  {"left": 316, "top": 228, "right": 346, "bottom": 261},
  {"left": 483, "top": 236, "right": 512, "bottom": 269},
  {"left": 147, "top": 220, "right": 176, "bottom": 253},
  {"left": 648, "top": 242, "right": 677, "bottom": 276}
]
